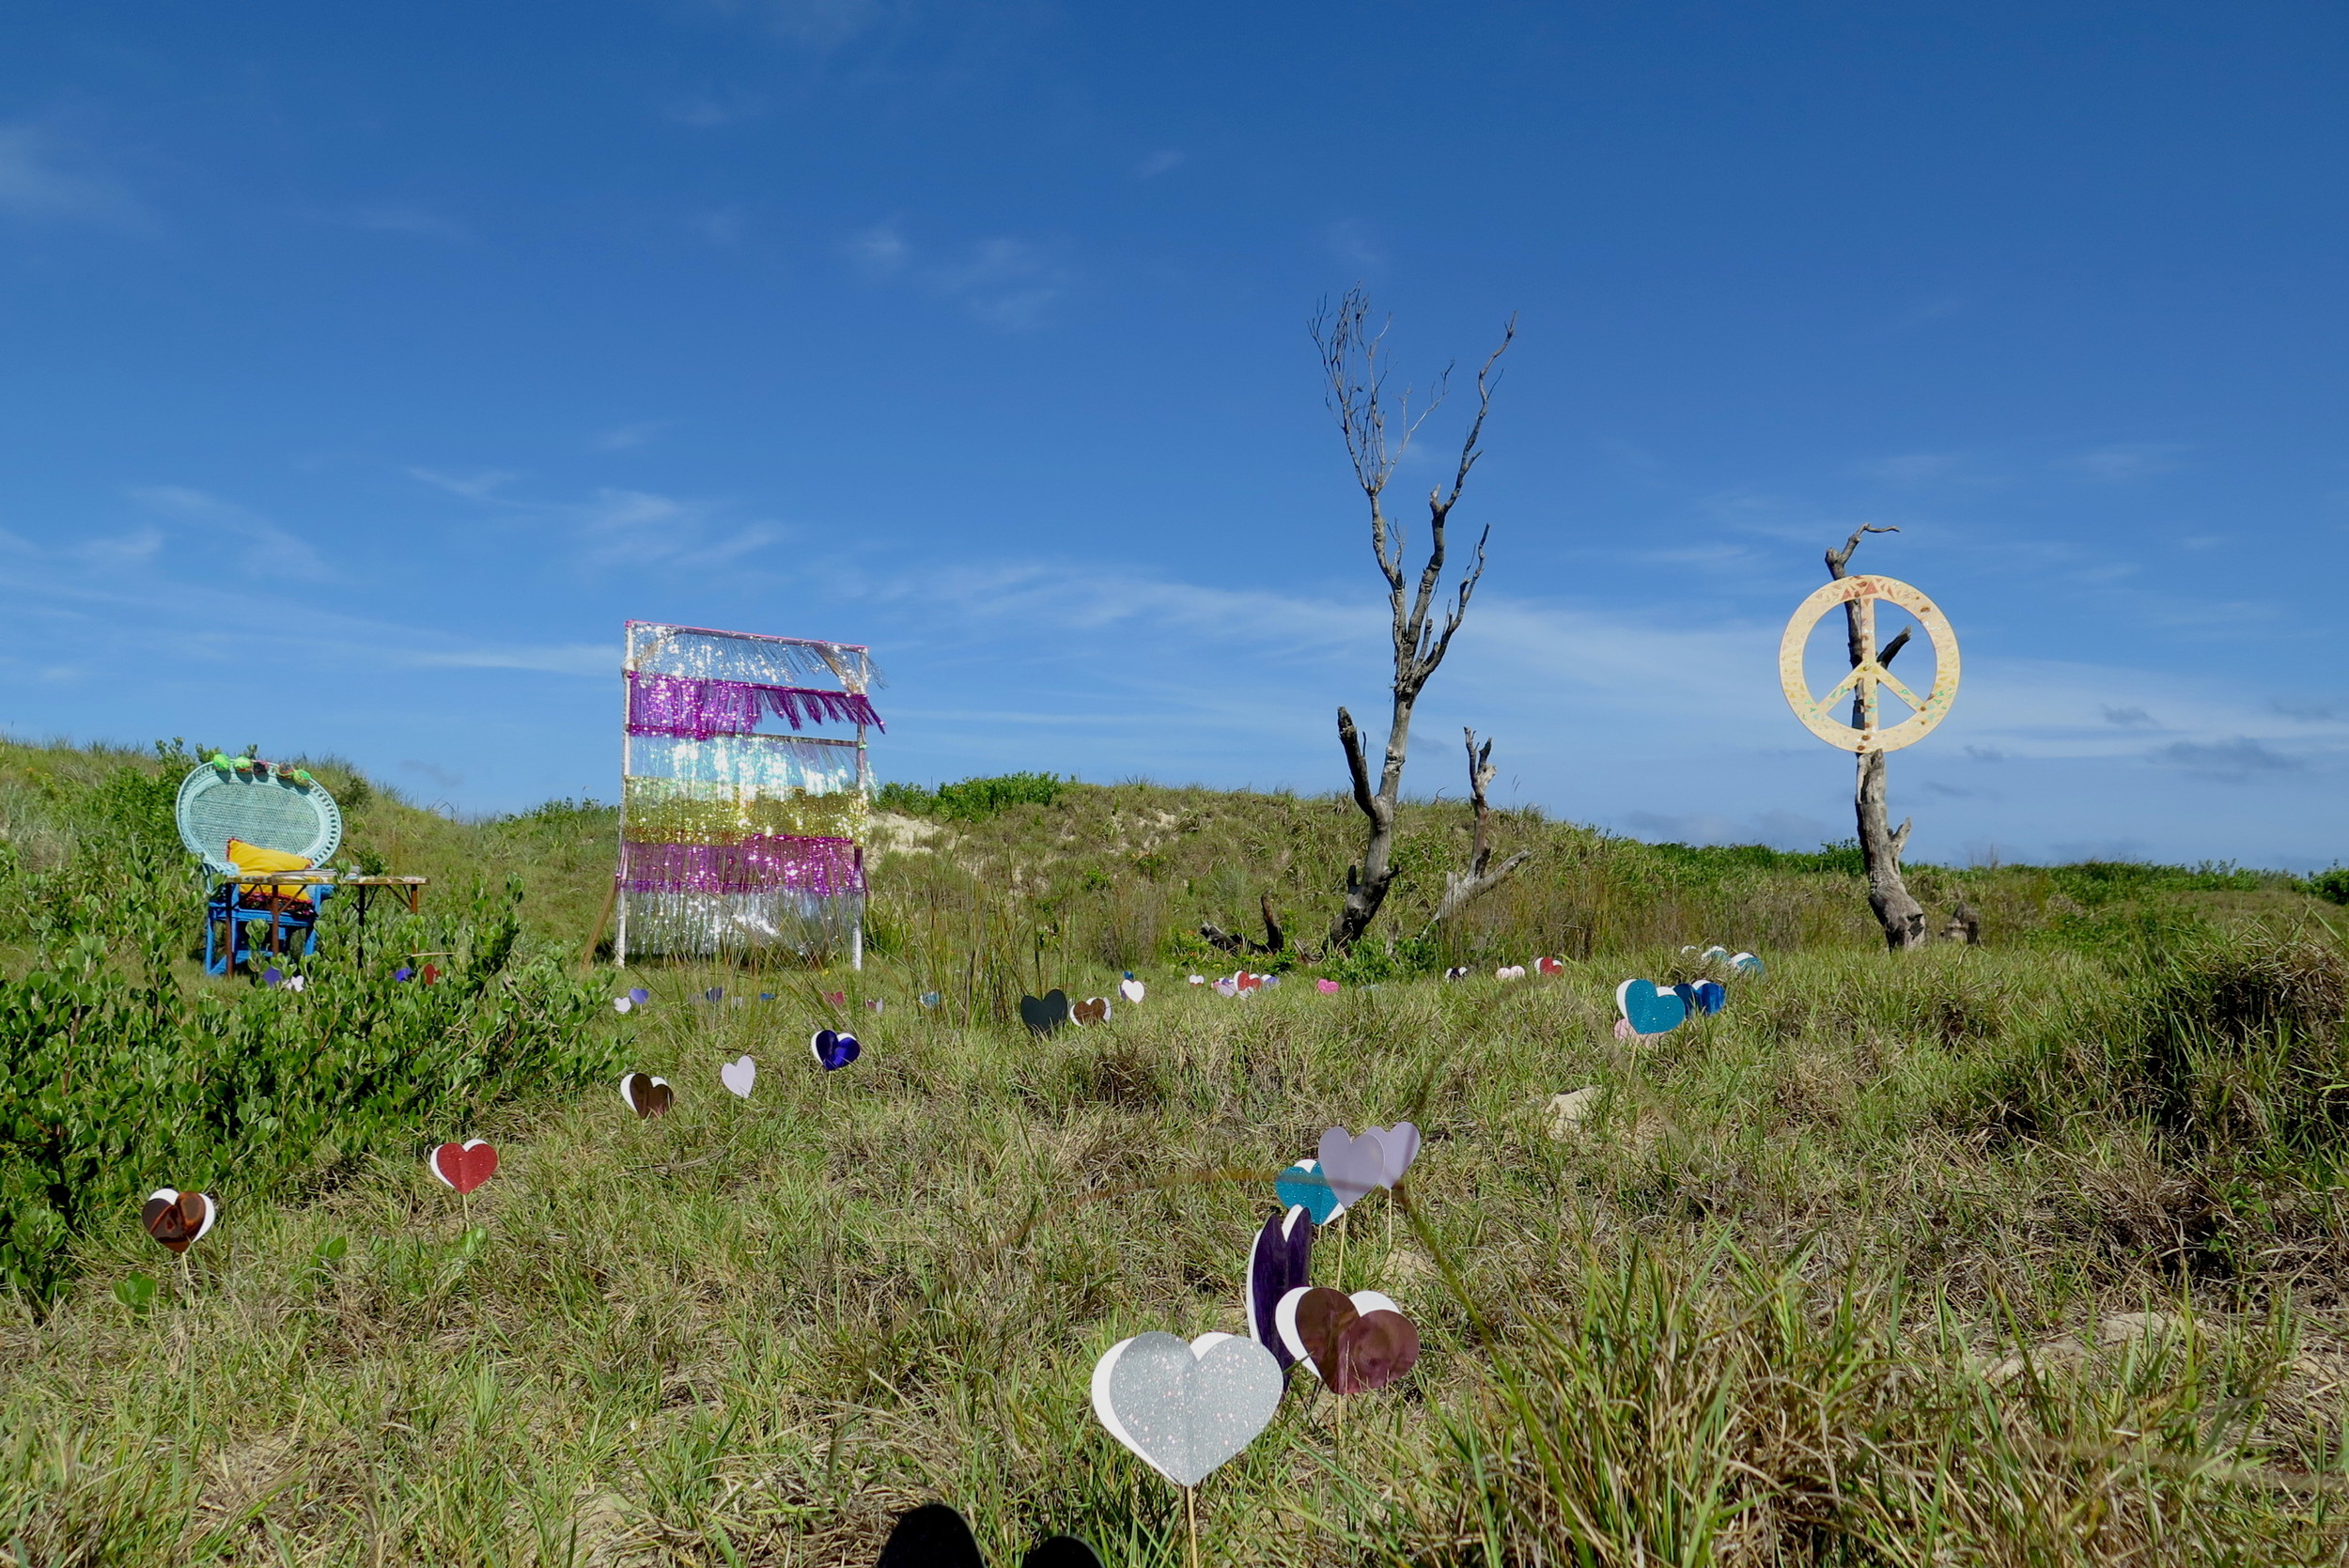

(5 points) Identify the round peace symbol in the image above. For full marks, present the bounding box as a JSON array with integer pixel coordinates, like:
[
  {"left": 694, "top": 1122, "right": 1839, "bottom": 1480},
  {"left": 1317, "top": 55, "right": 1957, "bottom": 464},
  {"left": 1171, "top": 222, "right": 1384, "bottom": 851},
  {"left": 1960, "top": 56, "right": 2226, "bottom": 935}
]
[{"left": 1779, "top": 574, "right": 1960, "bottom": 753}]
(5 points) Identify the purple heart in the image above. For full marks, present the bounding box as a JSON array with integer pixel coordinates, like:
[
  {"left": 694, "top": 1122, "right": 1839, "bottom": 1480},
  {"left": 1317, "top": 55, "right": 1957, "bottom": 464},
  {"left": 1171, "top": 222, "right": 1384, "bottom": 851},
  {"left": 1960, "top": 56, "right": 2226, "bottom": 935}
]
[
  {"left": 628, "top": 987, "right": 650, "bottom": 1005},
  {"left": 393, "top": 966, "right": 414, "bottom": 982},
  {"left": 262, "top": 967, "right": 283, "bottom": 987},
  {"left": 811, "top": 1029, "right": 861, "bottom": 1071},
  {"left": 1247, "top": 1206, "right": 1315, "bottom": 1370}
]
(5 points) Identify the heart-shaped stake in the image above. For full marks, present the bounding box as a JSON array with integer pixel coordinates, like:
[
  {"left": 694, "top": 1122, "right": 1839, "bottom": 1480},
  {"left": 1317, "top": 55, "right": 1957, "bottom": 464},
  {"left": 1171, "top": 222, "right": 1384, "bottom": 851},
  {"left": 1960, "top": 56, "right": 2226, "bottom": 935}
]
[
  {"left": 1091, "top": 1331, "right": 1283, "bottom": 1489},
  {"left": 1070, "top": 997, "right": 1112, "bottom": 1025},
  {"left": 873, "top": 1502, "right": 1106, "bottom": 1568},
  {"left": 619, "top": 1072, "right": 674, "bottom": 1117},
  {"left": 1019, "top": 990, "right": 1071, "bottom": 1037},
  {"left": 721, "top": 1055, "right": 756, "bottom": 1098},
  {"left": 1246, "top": 1206, "right": 1315, "bottom": 1370},
  {"left": 1119, "top": 974, "right": 1145, "bottom": 1004},
  {"left": 1534, "top": 956, "right": 1564, "bottom": 976},
  {"left": 1275, "top": 1285, "right": 1422, "bottom": 1393},
  {"left": 141, "top": 1188, "right": 216, "bottom": 1253},
  {"left": 429, "top": 1140, "right": 498, "bottom": 1194},
  {"left": 1316, "top": 1124, "right": 1419, "bottom": 1209},
  {"left": 1496, "top": 965, "right": 1527, "bottom": 981},
  {"left": 1731, "top": 951, "right": 1765, "bottom": 977},
  {"left": 1615, "top": 978, "right": 1688, "bottom": 1036},
  {"left": 1274, "top": 1159, "right": 1346, "bottom": 1224},
  {"left": 811, "top": 1029, "right": 861, "bottom": 1070},
  {"left": 1443, "top": 966, "right": 1470, "bottom": 981}
]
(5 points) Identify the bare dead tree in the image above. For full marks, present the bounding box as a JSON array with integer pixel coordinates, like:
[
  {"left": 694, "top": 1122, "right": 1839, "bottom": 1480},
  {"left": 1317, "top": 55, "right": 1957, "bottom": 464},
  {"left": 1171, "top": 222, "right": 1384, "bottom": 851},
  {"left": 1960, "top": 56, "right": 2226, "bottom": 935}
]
[
  {"left": 1827, "top": 525, "right": 1931, "bottom": 950},
  {"left": 1200, "top": 892, "right": 1294, "bottom": 957},
  {"left": 1313, "top": 287, "right": 1517, "bottom": 953},
  {"left": 1421, "top": 727, "right": 1535, "bottom": 937}
]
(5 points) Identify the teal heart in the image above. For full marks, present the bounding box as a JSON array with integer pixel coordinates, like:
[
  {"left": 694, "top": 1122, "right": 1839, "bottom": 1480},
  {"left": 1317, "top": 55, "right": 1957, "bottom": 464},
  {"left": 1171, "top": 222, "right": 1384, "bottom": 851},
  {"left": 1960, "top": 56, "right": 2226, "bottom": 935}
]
[
  {"left": 1275, "top": 1160, "right": 1346, "bottom": 1223},
  {"left": 1615, "top": 978, "right": 1688, "bottom": 1036}
]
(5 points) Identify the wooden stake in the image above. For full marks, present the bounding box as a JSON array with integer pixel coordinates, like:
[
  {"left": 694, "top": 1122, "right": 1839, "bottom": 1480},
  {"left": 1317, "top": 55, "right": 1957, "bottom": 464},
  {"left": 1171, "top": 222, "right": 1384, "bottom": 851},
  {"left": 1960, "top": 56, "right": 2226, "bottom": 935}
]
[
  {"left": 1185, "top": 1485, "right": 1199, "bottom": 1568},
  {"left": 581, "top": 876, "right": 620, "bottom": 972}
]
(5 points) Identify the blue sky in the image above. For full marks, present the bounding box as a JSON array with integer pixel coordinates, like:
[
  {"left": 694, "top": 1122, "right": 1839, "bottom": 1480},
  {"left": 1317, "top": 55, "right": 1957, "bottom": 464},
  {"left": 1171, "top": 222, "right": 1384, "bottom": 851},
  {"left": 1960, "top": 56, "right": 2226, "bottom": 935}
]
[{"left": 1, "top": 1, "right": 2343, "bottom": 869}]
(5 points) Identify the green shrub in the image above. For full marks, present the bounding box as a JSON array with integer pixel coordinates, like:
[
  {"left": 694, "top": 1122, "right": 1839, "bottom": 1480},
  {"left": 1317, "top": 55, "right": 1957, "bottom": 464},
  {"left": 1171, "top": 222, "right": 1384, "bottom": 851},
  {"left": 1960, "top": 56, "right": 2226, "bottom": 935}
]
[{"left": 879, "top": 772, "right": 1065, "bottom": 822}]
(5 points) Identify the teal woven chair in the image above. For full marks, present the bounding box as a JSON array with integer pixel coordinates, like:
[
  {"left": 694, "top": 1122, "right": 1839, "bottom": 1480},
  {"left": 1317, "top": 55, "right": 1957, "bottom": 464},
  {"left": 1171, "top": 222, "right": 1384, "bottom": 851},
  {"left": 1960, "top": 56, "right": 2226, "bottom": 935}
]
[{"left": 175, "top": 758, "right": 344, "bottom": 976}]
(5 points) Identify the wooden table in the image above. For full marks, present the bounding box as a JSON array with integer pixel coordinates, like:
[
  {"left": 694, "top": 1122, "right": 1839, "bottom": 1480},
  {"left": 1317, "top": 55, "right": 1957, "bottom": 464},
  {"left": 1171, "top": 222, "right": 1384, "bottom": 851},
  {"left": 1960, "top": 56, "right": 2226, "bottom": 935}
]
[{"left": 219, "top": 873, "right": 428, "bottom": 967}]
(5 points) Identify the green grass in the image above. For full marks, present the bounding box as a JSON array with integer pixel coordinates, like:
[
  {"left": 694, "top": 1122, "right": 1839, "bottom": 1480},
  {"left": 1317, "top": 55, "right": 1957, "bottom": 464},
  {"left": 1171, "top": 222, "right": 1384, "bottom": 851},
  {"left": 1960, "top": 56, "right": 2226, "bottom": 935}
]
[{"left": 4, "top": 739, "right": 2348, "bottom": 1564}]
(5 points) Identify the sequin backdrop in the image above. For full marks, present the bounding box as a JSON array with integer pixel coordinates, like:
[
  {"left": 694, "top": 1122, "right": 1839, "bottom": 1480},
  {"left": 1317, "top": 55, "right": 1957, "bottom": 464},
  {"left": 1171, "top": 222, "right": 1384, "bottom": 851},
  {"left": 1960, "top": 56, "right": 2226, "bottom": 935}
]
[{"left": 615, "top": 623, "right": 880, "bottom": 961}]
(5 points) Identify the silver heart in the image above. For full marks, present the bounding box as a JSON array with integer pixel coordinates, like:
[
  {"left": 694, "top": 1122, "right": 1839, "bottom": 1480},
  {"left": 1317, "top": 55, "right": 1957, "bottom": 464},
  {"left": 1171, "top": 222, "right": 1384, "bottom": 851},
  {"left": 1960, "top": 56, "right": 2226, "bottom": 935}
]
[{"left": 1091, "top": 1331, "right": 1282, "bottom": 1488}]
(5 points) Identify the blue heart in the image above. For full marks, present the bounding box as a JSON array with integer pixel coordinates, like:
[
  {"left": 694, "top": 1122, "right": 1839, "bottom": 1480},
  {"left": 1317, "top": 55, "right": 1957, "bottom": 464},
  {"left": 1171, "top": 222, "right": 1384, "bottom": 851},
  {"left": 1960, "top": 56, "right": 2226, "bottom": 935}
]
[
  {"left": 811, "top": 1030, "right": 861, "bottom": 1071},
  {"left": 1275, "top": 1159, "right": 1346, "bottom": 1223},
  {"left": 1690, "top": 980, "right": 1727, "bottom": 1015},
  {"left": 1616, "top": 979, "right": 1688, "bottom": 1036}
]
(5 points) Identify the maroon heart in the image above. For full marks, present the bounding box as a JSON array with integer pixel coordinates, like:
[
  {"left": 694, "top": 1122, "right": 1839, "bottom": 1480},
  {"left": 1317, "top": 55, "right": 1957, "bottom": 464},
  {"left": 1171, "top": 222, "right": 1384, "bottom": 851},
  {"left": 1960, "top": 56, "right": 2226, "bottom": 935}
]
[{"left": 142, "top": 1190, "right": 215, "bottom": 1253}]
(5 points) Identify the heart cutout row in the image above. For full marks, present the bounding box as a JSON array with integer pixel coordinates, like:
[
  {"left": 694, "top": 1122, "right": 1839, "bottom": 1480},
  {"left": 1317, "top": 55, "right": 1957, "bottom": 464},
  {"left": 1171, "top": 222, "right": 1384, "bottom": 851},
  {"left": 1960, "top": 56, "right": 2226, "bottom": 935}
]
[
  {"left": 620, "top": 1072, "right": 674, "bottom": 1117},
  {"left": 430, "top": 1139, "right": 499, "bottom": 1194},
  {"left": 1275, "top": 1285, "right": 1421, "bottom": 1394},
  {"left": 142, "top": 1188, "right": 217, "bottom": 1252}
]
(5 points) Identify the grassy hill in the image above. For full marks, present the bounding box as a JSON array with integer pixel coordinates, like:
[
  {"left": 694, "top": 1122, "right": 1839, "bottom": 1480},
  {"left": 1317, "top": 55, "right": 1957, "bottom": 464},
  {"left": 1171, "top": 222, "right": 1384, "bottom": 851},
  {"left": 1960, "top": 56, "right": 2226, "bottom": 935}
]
[{"left": 4, "top": 737, "right": 2348, "bottom": 1564}]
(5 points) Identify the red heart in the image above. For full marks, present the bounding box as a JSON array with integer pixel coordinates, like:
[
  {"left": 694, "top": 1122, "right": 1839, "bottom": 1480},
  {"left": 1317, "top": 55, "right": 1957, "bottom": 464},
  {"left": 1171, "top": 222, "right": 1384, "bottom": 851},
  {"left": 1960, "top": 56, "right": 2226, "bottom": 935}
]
[
  {"left": 430, "top": 1140, "right": 498, "bottom": 1194},
  {"left": 1535, "top": 956, "right": 1564, "bottom": 975},
  {"left": 141, "top": 1188, "right": 216, "bottom": 1253},
  {"left": 1235, "top": 972, "right": 1265, "bottom": 992},
  {"left": 422, "top": 963, "right": 441, "bottom": 985}
]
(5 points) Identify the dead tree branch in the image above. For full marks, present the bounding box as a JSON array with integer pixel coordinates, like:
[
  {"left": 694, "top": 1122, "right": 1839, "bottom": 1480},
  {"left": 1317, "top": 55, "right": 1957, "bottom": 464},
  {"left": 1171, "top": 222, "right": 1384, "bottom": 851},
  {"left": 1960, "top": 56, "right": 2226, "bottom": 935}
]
[
  {"left": 1421, "top": 727, "right": 1534, "bottom": 937},
  {"left": 1315, "top": 287, "right": 1517, "bottom": 953}
]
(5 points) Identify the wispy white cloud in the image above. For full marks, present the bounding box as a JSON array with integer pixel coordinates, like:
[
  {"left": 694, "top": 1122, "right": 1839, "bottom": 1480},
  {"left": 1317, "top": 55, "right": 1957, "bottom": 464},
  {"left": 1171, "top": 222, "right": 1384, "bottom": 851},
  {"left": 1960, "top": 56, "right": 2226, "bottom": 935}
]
[
  {"left": 349, "top": 202, "right": 466, "bottom": 240},
  {"left": 405, "top": 470, "right": 792, "bottom": 573},
  {"left": 126, "top": 485, "right": 334, "bottom": 581},
  {"left": 668, "top": 91, "right": 766, "bottom": 128},
  {"left": 0, "top": 123, "right": 142, "bottom": 227},
  {"left": 1134, "top": 149, "right": 1184, "bottom": 179},
  {"left": 2150, "top": 737, "right": 2304, "bottom": 781},
  {"left": 1858, "top": 452, "right": 1968, "bottom": 484},
  {"left": 2063, "top": 442, "right": 2186, "bottom": 482},
  {"left": 1323, "top": 219, "right": 1384, "bottom": 271},
  {"left": 408, "top": 468, "right": 519, "bottom": 500},
  {"left": 842, "top": 223, "right": 1074, "bottom": 329},
  {"left": 593, "top": 421, "right": 674, "bottom": 452}
]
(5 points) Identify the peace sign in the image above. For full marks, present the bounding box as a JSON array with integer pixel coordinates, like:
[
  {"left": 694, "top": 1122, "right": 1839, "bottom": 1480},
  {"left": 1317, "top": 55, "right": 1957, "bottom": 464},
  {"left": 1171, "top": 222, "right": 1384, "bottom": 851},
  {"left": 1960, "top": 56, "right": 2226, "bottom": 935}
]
[{"left": 1779, "top": 574, "right": 1960, "bottom": 753}]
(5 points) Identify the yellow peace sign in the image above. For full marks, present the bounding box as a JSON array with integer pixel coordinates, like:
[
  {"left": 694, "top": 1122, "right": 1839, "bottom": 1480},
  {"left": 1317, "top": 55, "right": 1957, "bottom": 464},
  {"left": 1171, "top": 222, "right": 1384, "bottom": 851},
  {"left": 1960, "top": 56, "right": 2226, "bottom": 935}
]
[{"left": 1779, "top": 574, "right": 1960, "bottom": 753}]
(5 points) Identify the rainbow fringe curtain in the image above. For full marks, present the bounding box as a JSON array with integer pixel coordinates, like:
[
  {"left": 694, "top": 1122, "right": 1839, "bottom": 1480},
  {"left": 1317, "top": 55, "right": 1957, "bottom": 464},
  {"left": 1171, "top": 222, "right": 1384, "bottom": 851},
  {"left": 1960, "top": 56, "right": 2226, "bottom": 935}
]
[{"left": 615, "top": 623, "right": 879, "bottom": 961}]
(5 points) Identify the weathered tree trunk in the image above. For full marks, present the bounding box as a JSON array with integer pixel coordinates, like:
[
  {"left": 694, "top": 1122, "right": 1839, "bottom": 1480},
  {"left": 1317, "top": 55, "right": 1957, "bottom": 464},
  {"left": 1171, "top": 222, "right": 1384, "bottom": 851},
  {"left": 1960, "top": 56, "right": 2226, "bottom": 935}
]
[
  {"left": 1313, "top": 288, "right": 1517, "bottom": 955},
  {"left": 1828, "top": 525, "right": 1931, "bottom": 952}
]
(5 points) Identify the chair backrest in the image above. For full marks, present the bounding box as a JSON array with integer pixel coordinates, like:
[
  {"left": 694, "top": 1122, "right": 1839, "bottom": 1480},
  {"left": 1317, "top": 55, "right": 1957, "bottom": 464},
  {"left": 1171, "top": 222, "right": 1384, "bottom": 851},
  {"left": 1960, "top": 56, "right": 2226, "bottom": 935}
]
[{"left": 174, "top": 763, "right": 344, "bottom": 875}]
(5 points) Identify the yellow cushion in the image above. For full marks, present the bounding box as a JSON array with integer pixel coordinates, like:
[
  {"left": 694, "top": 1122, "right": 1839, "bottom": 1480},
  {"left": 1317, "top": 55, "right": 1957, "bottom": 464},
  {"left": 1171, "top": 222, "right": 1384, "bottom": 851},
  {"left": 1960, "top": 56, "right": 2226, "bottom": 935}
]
[{"left": 226, "top": 837, "right": 314, "bottom": 902}]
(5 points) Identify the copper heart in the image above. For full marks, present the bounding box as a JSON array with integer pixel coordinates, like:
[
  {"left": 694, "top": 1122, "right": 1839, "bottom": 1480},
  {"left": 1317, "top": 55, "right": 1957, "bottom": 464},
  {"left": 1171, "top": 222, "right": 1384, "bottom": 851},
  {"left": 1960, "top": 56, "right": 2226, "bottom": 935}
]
[
  {"left": 1071, "top": 997, "right": 1110, "bottom": 1025},
  {"left": 621, "top": 1072, "right": 673, "bottom": 1117},
  {"left": 141, "top": 1189, "right": 215, "bottom": 1253},
  {"left": 1288, "top": 1286, "right": 1421, "bottom": 1394}
]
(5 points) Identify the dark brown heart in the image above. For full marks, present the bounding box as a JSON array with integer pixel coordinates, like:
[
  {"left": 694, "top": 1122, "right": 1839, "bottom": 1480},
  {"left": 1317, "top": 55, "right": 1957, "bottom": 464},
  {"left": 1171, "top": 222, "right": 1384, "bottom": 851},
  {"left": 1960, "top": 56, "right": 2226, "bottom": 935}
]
[
  {"left": 1071, "top": 997, "right": 1110, "bottom": 1024},
  {"left": 623, "top": 1072, "right": 673, "bottom": 1118},
  {"left": 142, "top": 1190, "right": 213, "bottom": 1253},
  {"left": 1292, "top": 1285, "right": 1422, "bottom": 1394}
]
